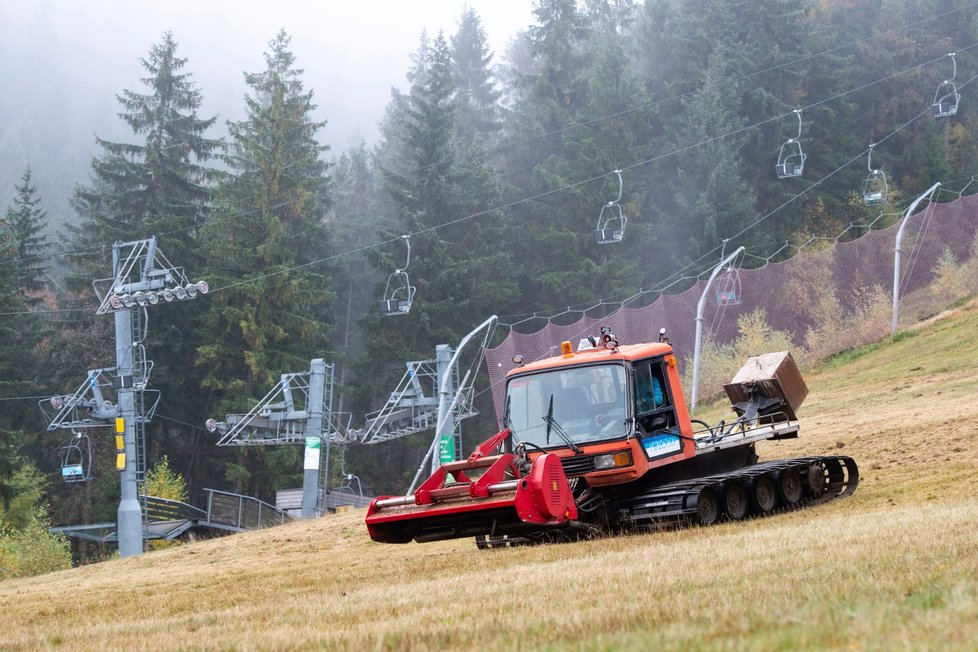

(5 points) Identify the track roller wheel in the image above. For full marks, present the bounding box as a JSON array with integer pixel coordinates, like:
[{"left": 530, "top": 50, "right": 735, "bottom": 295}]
[
  {"left": 723, "top": 482, "right": 749, "bottom": 520},
  {"left": 752, "top": 474, "right": 778, "bottom": 513},
  {"left": 777, "top": 467, "right": 803, "bottom": 505},
  {"left": 695, "top": 487, "right": 720, "bottom": 526},
  {"left": 806, "top": 462, "right": 826, "bottom": 495}
]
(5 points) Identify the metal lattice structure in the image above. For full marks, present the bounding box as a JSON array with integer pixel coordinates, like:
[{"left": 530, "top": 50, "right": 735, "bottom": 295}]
[
  {"left": 92, "top": 238, "right": 208, "bottom": 315},
  {"left": 207, "top": 362, "right": 340, "bottom": 446},
  {"left": 206, "top": 359, "right": 341, "bottom": 518},
  {"left": 40, "top": 368, "right": 160, "bottom": 431},
  {"left": 346, "top": 351, "right": 472, "bottom": 446}
]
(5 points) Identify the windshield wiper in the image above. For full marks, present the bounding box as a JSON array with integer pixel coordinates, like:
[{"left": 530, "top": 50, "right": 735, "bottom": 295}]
[{"left": 543, "top": 393, "right": 584, "bottom": 455}]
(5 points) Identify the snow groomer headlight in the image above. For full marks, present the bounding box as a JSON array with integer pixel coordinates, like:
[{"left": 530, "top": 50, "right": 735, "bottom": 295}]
[{"left": 593, "top": 450, "right": 632, "bottom": 470}]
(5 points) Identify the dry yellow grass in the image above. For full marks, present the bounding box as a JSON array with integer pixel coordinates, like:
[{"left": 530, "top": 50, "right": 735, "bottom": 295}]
[{"left": 2, "top": 300, "right": 978, "bottom": 651}]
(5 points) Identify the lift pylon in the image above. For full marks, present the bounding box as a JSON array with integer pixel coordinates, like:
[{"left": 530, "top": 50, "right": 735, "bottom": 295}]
[
  {"left": 41, "top": 236, "right": 206, "bottom": 558},
  {"left": 206, "top": 359, "right": 342, "bottom": 518}
]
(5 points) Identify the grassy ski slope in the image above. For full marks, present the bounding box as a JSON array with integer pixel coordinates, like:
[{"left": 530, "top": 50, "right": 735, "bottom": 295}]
[{"left": 2, "top": 300, "right": 977, "bottom": 651}]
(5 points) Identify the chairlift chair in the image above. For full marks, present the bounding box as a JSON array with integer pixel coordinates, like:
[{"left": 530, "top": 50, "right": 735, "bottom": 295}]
[
  {"left": 59, "top": 432, "right": 93, "bottom": 483},
  {"left": 863, "top": 144, "right": 888, "bottom": 206},
  {"left": 594, "top": 170, "right": 627, "bottom": 244},
  {"left": 932, "top": 53, "right": 961, "bottom": 118},
  {"left": 379, "top": 235, "right": 416, "bottom": 316},
  {"left": 714, "top": 266, "right": 742, "bottom": 305},
  {"left": 775, "top": 110, "right": 806, "bottom": 179},
  {"left": 379, "top": 274, "right": 416, "bottom": 315}
]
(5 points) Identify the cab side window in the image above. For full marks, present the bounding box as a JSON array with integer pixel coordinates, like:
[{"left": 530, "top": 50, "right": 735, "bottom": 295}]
[{"left": 633, "top": 359, "right": 675, "bottom": 433}]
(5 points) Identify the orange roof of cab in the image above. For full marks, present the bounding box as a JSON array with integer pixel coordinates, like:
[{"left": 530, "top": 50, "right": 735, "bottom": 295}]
[{"left": 507, "top": 341, "right": 674, "bottom": 377}]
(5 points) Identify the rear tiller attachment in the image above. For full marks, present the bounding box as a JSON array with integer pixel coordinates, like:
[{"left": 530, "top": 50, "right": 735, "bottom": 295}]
[{"left": 365, "top": 429, "right": 577, "bottom": 544}]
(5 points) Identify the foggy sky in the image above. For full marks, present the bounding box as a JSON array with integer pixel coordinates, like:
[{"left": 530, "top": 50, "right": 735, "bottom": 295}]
[
  {"left": 0, "top": 1, "right": 533, "bottom": 216},
  {"left": 7, "top": 0, "right": 531, "bottom": 144}
]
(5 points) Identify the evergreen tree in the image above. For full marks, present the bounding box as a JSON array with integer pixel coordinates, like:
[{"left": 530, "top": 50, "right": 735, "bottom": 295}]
[
  {"left": 69, "top": 31, "right": 219, "bottom": 273},
  {"left": 3, "top": 168, "right": 48, "bottom": 298},
  {"left": 451, "top": 8, "right": 502, "bottom": 143},
  {"left": 327, "top": 142, "right": 383, "bottom": 407},
  {"left": 369, "top": 31, "right": 516, "bottom": 353},
  {"left": 652, "top": 49, "right": 757, "bottom": 270},
  {"left": 351, "top": 32, "right": 517, "bottom": 491},
  {"left": 501, "top": 0, "right": 648, "bottom": 311},
  {"left": 0, "top": 172, "right": 49, "bottom": 511},
  {"left": 196, "top": 31, "right": 332, "bottom": 498}
]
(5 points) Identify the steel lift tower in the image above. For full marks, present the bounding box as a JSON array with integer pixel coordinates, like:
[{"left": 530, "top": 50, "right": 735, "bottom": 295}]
[
  {"left": 205, "top": 359, "right": 343, "bottom": 518},
  {"left": 87, "top": 237, "right": 207, "bottom": 557}
]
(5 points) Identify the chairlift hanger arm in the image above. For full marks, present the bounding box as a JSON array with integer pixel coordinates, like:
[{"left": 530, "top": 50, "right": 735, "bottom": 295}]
[
  {"left": 610, "top": 169, "right": 623, "bottom": 205},
  {"left": 399, "top": 235, "right": 411, "bottom": 273}
]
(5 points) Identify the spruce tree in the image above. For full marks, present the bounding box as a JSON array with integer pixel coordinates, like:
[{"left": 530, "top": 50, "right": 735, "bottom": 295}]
[
  {"left": 196, "top": 32, "right": 332, "bottom": 498},
  {"left": 0, "top": 219, "right": 22, "bottom": 509},
  {"left": 327, "top": 142, "right": 383, "bottom": 399},
  {"left": 351, "top": 32, "right": 517, "bottom": 490},
  {"left": 69, "top": 31, "right": 219, "bottom": 273},
  {"left": 369, "top": 32, "right": 516, "bottom": 352},
  {"left": 502, "top": 0, "right": 647, "bottom": 311},
  {"left": 0, "top": 171, "right": 49, "bottom": 510},
  {"left": 451, "top": 8, "right": 502, "bottom": 143},
  {"left": 3, "top": 168, "right": 49, "bottom": 299},
  {"left": 58, "top": 33, "right": 219, "bottom": 499},
  {"left": 661, "top": 49, "right": 757, "bottom": 266}
]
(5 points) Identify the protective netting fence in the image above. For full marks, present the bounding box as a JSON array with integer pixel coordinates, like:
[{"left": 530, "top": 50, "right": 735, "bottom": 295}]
[{"left": 485, "top": 190, "right": 978, "bottom": 421}]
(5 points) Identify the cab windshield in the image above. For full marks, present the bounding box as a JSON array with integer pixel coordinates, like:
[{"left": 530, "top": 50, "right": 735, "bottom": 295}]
[{"left": 506, "top": 363, "right": 628, "bottom": 448}]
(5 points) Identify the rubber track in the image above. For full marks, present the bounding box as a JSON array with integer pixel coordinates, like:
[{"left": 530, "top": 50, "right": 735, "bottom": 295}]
[
  {"left": 623, "top": 455, "right": 859, "bottom": 526},
  {"left": 474, "top": 456, "right": 858, "bottom": 548}
]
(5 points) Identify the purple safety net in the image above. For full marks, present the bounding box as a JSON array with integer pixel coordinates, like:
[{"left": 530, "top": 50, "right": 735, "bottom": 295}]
[{"left": 485, "top": 192, "right": 978, "bottom": 422}]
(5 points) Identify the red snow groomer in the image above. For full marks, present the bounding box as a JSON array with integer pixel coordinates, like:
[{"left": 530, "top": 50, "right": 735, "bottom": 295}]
[{"left": 366, "top": 328, "right": 858, "bottom": 546}]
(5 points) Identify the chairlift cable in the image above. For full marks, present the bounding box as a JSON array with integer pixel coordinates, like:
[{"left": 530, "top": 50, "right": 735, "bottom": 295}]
[
  {"left": 5, "top": 4, "right": 977, "bottom": 274},
  {"left": 8, "top": 43, "right": 978, "bottom": 316}
]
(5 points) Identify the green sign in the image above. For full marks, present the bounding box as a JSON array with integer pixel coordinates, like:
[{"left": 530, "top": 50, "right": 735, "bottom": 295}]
[
  {"left": 304, "top": 437, "right": 321, "bottom": 470},
  {"left": 438, "top": 435, "right": 455, "bottom": 464}
]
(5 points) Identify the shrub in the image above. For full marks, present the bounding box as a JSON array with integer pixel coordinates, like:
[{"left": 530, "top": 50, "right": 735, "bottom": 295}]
[
  {"left": 930, "top": 246, "right": 965, "bottom": 304},
  {"left": 0, "top": 508, "right": 72, "bottom": 580}
]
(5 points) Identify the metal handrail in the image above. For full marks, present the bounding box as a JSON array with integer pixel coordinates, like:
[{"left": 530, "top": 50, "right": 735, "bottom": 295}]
[{"left": 202, "top": 488, "right": 294, "bottom": 529}]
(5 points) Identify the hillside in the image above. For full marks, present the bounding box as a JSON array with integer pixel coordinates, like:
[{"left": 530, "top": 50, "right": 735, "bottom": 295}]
[{"left": 2, "top": 300, "right": 977, "bottom": 651}]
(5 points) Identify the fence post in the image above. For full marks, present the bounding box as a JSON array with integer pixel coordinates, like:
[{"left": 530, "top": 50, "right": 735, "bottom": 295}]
[
  {"left": 692, "top": 246, "right": 744, "bottom": 411},
  {"left": 893, "top": 182, "right": 941, "bottom": 335}
]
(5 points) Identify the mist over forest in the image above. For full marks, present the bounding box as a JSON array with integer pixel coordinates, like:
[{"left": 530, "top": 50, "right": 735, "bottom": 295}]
[{"left": 2, "top": 0, "right": 977, "bottom": 564}]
